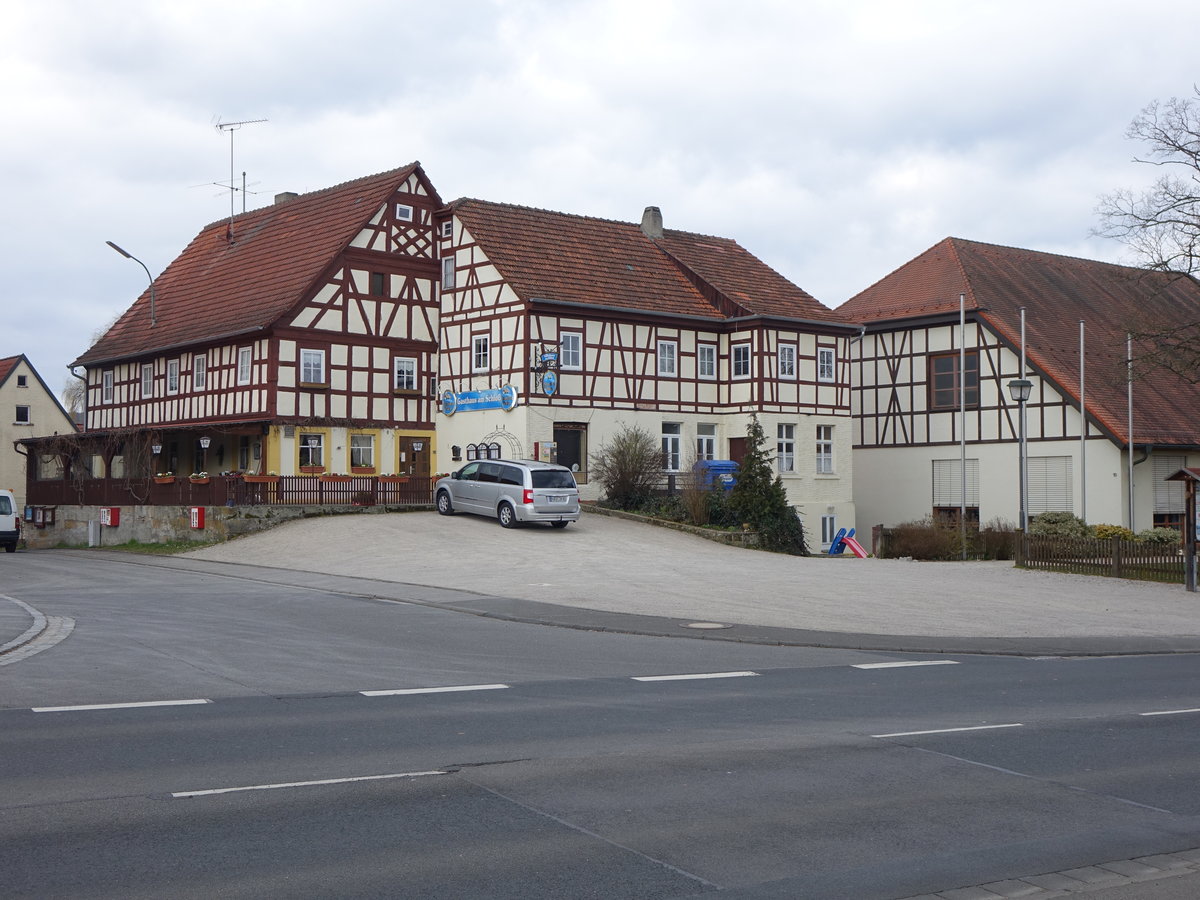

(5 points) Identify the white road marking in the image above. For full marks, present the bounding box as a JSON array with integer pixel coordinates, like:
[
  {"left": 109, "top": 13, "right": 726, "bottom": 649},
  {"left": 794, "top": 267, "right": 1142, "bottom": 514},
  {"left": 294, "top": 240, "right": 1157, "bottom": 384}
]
[
  {"left": 852, "top": 660, "right": 960, "bottom": 669},
  {"left": 873, "top": 723, "right": 1024, "bottom": 738},
  {"left": 173, "top": 769, "right": 447, "bottom": 798},
  {"left": 32, "top": 699, "right": 211, "bottom": 713},
  {"left": 632, "top": 671, "right": 759, "bottom": 682},
  {"left": 361, "top": 683, "right": 509, "bottom": 697},
  {"left": 1140, "top": 708, "right": 1200, "bottom": 717}
]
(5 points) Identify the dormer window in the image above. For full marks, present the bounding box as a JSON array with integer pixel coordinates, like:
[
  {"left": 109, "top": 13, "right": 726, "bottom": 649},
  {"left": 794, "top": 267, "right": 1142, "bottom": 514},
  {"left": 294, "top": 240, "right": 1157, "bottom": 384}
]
[{"left": 394, "top": 203, "right": 414, "bottom": 222}]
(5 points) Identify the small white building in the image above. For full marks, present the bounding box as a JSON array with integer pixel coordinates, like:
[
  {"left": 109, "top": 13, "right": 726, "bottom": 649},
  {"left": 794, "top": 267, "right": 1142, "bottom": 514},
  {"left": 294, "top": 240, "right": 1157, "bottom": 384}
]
[
  {"left": 0, "top": 354, "right": 76, "bottom": 510},
  {"left": 836, "top": 238, "right": 1200, "bottom": 533}
]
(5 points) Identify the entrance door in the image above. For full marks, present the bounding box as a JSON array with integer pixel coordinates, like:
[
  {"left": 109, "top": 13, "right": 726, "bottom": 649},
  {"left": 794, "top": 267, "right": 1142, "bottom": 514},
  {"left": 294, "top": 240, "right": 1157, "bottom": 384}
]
[
  {"left": 728, "top": 437, "right": 746, "bottom": 466},
  {"left": 398, "top": 436, "right": 430, "bottom": 479}
]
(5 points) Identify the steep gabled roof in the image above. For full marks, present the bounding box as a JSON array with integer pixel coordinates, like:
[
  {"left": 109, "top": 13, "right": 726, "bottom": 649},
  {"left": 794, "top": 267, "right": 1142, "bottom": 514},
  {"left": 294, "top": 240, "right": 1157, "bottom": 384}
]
[
  {"left": 450, "top": 199, "right": 849, "bottom": 326},
  {"left": 837, "top": 237, "right": 1200, "bottom": 446},
  {"left": 0, "top": 355, "right": 18, "bottom": 385},
  {"left": 76, "top": 163, "right": 435, "bottom": 366}
]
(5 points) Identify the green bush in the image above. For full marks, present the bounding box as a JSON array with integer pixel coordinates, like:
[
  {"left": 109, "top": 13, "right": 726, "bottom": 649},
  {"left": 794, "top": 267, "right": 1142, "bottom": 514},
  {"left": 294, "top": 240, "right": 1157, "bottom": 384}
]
[
  {"left": 1028, "top": 511, "right": 1088, "bottom": 537},
  {"left": 1092, "top": 523, "right": 1136, "bottom": 541},
  {"left": 1137, "top": 527, "right": 1182, "bottom": 544},
  {"left": 727, "top": 415, "right": 808, "bottom": 555}
]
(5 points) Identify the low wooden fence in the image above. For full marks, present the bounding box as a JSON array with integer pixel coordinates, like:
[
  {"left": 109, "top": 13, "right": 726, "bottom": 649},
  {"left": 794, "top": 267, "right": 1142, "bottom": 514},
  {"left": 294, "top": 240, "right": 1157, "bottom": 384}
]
[
  {"left": 1016, "top": 535, "right": 1184, "bottom": 584},
  {"left": 25, "top": 475, "right": 434, "bottom": 509}
]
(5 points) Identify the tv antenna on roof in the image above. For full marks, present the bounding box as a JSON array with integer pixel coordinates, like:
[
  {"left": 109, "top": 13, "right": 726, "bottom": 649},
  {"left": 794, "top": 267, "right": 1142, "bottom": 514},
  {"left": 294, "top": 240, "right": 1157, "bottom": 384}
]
[{"left": 215, "top": 117, "right": 267, "bottom": 241}]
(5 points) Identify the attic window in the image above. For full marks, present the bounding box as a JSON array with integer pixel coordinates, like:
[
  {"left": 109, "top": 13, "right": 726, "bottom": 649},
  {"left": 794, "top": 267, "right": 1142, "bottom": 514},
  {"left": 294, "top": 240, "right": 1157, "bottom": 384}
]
[
  {"left": 17, "top": 375, "right": 27, "bottom": 387},
  {"left": 395, "top": 203, "right": 414, "bottom": 222},
  {"left": 440, "top": 221, "right": 453, "bottom": 238},
  {"left": 369, "top": 272, "right": 386, "bottom": 296}
]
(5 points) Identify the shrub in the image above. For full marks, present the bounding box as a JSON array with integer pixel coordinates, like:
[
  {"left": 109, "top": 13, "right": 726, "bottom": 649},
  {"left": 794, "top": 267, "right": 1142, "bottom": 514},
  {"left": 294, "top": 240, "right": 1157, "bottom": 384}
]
[
  {"left": 977, "top": 518, "right": 1017, "bottom": 560},
  {"left": 678, "top": 458, "right": 711, "bottom": 525},
  {"left": 727, "top": 415, "right": 808, "bottom": 555},
  {"left": 1137, "top": 527, "right": 1182, "bottom": 544},
  {"left": 590, "top": 423, "right": 662, "bottom": 510},
  {"left": 881, "top": 518, "right": 963, "bottom": 560},
  {"left": 1092, "top": 523, "right": 1136, "bottom": 541},
  {"left": 1028, "top": 511, "right": 1088, "bottom": 537}
]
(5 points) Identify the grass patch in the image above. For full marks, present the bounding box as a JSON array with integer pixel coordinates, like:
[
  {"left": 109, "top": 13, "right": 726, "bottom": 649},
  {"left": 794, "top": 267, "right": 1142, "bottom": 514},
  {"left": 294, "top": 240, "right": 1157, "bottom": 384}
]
[{"left": 96, "top": 538, "right": 224, "bottom": 555}]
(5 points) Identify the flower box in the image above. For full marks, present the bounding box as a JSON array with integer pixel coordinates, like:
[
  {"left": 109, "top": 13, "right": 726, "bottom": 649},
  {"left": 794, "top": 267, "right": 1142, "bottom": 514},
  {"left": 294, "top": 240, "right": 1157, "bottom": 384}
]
[
  {"left": 153, "top": 476, "right": 176, "bottom": 485},
  {"left": 319, "top": 475, "right": 352, "bottom": 483},
  {"left": 189, "top": 477, "right": 210, "bottom": 485},
  {"left": 243, "top": 475, "right": 279, "bottom": 484},
  {"left": 378, "top": 475, "right": 410, "bottom": 484},
  {"left": 351, "top": 467, "right": 375, "bottom": 475}
]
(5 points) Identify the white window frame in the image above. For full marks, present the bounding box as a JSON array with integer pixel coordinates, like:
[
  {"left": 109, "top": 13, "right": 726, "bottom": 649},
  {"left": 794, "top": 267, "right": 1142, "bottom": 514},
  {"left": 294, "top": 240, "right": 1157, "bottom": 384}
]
[
  {"left": 193, "top": 355, "right": 207, "bottom": 390},
  {"left": 472, "top": 335, "right": 490, "bottom": 373},
  {"left": 821, "top": 514, "right": 837, "bottom": 548},
  {"left": 300, "top": 349, "right": 325, "bottom": 386},
  {"left": 777, "top": 424, "right": 795, "bottom": 473},
  {"left": 560, "top": 332, "right": 582, "bottom": 370},
  {"left": 101, "top": 371, "right": 113, "bottom": 404},
  {"left": 696, "top": 423, "right": 716, "bottom": 461},
  {"left": 816, "top": 424, "right": 834, "bottom": 474},
  {"left": 778, "top": 344, "right": 797, "bottom": 380},
  {"left": 698, "top": 343, "right": 717, "bottom": 380},
  {"left": 393, "top": 356, "right": 417, "bottom": 391},
  {"left": 440, "top": 221, "right": 453, "bottom": 238},
  {"left": 657, "top": 340, "right": 678, "bottom": 377},
  {"left": 237, "top": 347, "right": 253, "bottom": 386},
  {"left": 141, "top": 364, "right": 154, "bottom": 398},
  {"left": 661, "top": 423, "right": 682, "bottom": 471},
  {"left": 166, "top": 359, "right": 180, "bottom": 395},
  {"left": 818, "top": 347, "right": 836, "bottom": 383},
  {"left": 441, "top": 255, "right": 456, "bottom": 289},
  {"left": 298, "top": 432, "right": 324, "bottom": 469},
  {"left": 732, "top": 344, "right": 751, "bottom": 379},
  {"left": 350, "top": 433, "right": 375, "bottom": 469},
  {"left": 15, "top": 404, "right": 31, "bottom": 424},
  {"left": 394, "top": 203, "right": 414, "bottom": 222}
]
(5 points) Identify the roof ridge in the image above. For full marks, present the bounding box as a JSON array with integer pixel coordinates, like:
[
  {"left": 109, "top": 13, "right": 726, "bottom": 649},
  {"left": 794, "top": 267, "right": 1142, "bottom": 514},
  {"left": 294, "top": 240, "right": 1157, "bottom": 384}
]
[{"left": 449, "top": 197, "right": 740, "bottom": 244}]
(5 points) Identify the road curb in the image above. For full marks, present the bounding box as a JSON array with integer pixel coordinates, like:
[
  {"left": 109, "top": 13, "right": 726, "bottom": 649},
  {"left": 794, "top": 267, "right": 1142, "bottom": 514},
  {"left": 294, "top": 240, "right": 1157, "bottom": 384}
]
[{"left": 0, "top": 594, "right": 48, "bottom": 658}]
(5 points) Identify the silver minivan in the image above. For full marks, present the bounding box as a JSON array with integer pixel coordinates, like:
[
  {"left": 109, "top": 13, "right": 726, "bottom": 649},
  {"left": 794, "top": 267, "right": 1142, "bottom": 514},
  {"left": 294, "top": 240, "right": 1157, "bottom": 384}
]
[{"left": 435, "top": 460, "right": 581, "bottom": 528}]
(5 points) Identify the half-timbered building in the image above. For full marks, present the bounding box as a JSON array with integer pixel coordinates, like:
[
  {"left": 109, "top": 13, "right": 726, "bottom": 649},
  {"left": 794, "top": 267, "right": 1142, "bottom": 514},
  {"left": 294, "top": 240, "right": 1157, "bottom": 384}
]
[
  {"left": 435, "top": 201, "right": 860, "bottom": 545},
  {"left": 836, "top": 237, "right": 1200, "bottom": 533},
  {"left": 60, "top": 163, "right": 442, "bottom": 485}
]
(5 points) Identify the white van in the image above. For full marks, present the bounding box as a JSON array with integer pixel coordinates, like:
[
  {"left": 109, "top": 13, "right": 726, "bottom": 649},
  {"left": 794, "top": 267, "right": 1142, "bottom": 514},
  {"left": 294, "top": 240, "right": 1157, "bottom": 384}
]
[{"left": 0, "top": 489, "right": 20, "bottom": 553}]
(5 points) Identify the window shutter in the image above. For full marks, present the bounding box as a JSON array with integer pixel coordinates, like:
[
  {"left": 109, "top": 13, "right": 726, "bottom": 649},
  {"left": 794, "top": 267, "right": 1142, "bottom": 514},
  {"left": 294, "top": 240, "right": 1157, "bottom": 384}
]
[
  {"left": 1153, "top": 455, "right": 1187, "bottom": 513},
  {"left": 931, "top": 459, "right": 979, "bottom": 506},
  {"left": 1028, "top": 456, "right": 1072, "bottom": 514}
]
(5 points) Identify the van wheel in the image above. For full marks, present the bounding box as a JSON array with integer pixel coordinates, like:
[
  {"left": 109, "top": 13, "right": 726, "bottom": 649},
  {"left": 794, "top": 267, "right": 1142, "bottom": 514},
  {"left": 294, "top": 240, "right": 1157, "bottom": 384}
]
[
  {"left": 436, "top": 491, "right": 454, "bottom": 515},
  {"left": 3, "top": 543, "right": 15, "bottom": 553},
  {"left": 551, "top": 521, "right": 569, "bottom": 529},
  {"left": 497, "top": 502, "right": 517, "bottom": 528}
]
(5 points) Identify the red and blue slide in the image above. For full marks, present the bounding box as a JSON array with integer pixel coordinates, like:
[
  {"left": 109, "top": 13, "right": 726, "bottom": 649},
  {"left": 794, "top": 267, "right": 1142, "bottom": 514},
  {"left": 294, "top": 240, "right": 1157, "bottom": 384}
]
[{"left": 828, "top": 527, "right": 869, "bottom": 558}]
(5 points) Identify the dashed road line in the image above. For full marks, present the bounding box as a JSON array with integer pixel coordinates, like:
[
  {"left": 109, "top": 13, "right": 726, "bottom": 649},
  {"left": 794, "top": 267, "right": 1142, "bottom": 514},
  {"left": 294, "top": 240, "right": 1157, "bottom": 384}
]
[
  {"left": 852, "top": 660, "right": 959, "bottom": 669},
  {"left": 361, "top": 683, "right": 509, "bottom": 697},
  {"left": 172, "top": 769, "right": 448, "bottom": 798},
  {"left": 873, "top": 723, "right": 1024, "bottom": 738},
  {"left": 1140, "top": 707, "right": 1200, "bottom": 717},
  {"left": 33, "top": 699, "right": 212, "bottom": 713},
  {"left": 632, "top": 671, "right": 759, "bottom": 682}
]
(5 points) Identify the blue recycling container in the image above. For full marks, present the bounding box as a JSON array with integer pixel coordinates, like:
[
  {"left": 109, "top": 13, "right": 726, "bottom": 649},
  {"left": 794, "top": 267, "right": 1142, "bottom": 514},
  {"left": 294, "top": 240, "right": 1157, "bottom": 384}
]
[{"left": 696, "top": 460, "right": 738, "bottom": 491}]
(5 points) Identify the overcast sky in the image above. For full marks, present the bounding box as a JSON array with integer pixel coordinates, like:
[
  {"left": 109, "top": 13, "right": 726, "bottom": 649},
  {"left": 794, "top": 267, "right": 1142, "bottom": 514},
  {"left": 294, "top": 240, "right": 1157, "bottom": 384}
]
[{"left": 5, "top": 0, "right": 1198, "bottom": 399}]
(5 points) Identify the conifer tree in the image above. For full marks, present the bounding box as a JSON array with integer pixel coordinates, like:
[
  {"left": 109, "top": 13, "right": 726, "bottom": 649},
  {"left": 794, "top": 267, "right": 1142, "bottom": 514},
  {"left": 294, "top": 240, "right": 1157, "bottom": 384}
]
[{"left": 728, "top": 415, "right": 808, "bottom": 555}]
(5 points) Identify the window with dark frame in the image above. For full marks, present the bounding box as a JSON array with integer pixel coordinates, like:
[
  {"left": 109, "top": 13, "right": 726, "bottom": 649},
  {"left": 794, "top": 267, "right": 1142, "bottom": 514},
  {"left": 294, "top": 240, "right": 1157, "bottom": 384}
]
[
  {"left": 369, "top": 272, "right": 387, "bottom": 296},
  {"left": 928, "top": 351, "right": 979, "bottom": 409},
  {"left": 15, "top": 405, "right": 31, "bottom": 424}
]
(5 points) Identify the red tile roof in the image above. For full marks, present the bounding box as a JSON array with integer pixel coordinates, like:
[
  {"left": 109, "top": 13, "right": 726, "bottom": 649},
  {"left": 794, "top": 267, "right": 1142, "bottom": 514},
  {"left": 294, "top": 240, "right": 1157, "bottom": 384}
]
[
  {"left": 837, "top": 237, "right": 1200, "bottom": 446},
  {"left": 75, "top": 163, "right": 434, "bottom": 366},
  {"left": 0, "top": 355, "right": 18, "bottom": 385},
  {"left": 450, "top": 199, "right": 848, "bottom": 326}
]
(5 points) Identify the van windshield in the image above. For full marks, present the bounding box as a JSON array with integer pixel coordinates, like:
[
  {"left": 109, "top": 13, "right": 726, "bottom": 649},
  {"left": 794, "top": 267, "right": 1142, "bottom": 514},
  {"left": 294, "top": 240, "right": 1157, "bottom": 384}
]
[{"left": 532, "top": 471, "right": 576, "bottom": 489}]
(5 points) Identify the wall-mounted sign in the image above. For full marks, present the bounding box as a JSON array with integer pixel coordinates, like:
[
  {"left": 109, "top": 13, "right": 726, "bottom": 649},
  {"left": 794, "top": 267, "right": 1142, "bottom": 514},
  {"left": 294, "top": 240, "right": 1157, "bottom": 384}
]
[
  {"left": 542, "top": 371, "right": 558, "bottom": 396},
  {"left": 441, "top": 385, "right": 519, "bottom": 416}
]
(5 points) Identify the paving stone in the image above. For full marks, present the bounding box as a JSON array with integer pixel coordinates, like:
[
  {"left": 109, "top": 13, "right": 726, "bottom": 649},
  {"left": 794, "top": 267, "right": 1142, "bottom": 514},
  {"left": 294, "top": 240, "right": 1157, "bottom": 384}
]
[
  {"left": 935, "top": 887, "right": 1006, "bottom": 900},
  {"left": 1133, "top": 853, "right": 1197, "bottom": 871},
  {"left": 977, "top": 880, "right": 1047, "bottom": 898},
  {"left": 1020, "top": 873, "right": 1088, "bottom": 892},
  {"left": 1099, "top": 859, "right": 1169, "bottom": 878},
  {"left": 1058, "top": 866, "right": 1123, "bottom": 885}
]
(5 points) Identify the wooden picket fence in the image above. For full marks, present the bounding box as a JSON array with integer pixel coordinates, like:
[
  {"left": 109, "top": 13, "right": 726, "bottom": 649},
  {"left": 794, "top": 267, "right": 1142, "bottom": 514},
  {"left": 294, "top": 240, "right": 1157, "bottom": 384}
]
[{"left": 1016, "top": 535, "right": 1184, "bottom": 584}]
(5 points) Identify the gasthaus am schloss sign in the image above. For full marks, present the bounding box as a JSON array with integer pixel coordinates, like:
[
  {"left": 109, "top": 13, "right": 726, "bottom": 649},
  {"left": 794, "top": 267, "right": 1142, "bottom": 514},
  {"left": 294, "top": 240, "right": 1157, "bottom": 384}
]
[{"left": 440, "top": 385, "right": 519, "bottom": 416}]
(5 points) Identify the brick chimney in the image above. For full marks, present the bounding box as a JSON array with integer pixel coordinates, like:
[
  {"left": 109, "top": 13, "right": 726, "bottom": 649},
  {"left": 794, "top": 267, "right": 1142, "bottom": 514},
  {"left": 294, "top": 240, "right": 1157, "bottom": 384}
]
[{"left": 274, "top": 191, "right": 299, "bottom": 205}]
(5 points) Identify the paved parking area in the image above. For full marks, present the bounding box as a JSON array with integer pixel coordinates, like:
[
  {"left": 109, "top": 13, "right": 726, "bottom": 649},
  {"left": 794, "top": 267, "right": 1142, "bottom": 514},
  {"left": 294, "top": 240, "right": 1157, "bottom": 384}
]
[{"left": 182, "top": 510, "right": 1200, "bottom": 643}]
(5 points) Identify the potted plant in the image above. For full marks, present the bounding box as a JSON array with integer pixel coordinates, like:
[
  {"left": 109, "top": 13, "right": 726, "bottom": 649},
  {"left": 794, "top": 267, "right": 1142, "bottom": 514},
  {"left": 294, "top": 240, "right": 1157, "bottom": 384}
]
[
  {"left": 153, "top": 471, "right": 176, "bottom": 484},
  {"left": 319, "top": 472, "right": 352, "bottom": 483},
  {"left": 244, "top": 471, "right": 280, "bottom": 483},
  {"left": 189, "top": 471, "right": 210, "bottom": 484},
  {"left": 378, "top": 473, "right": 409, "bottom": 483}
]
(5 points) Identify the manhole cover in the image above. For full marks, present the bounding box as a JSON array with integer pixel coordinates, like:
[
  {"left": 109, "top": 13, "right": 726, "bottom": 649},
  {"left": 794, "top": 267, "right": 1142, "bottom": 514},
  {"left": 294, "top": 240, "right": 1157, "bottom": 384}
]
[{"left": 683, "top": 622, "right": 733, "bottom": 630}]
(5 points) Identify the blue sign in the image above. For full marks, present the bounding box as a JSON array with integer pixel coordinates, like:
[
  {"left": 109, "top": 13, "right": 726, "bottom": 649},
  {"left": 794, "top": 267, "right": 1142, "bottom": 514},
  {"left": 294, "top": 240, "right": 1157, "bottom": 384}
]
[
  {"left": 542, "top": 371, "right": 558, "bottom": 396},
  {"left": 441, "top": 385, "right": 519, "bottom": 416}
]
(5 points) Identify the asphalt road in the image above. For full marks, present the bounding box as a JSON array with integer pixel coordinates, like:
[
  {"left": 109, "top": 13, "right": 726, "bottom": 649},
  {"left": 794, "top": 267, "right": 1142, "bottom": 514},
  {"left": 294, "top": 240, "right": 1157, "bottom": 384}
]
[{"left": 3, "top": 551, "right": 1200, "bottom": 898}]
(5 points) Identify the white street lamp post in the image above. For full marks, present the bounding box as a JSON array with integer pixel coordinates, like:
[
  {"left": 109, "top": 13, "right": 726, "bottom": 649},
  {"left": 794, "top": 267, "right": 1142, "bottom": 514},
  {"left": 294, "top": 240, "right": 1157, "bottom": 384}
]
[{"left": 1008, "top": 378, "right": 1033, "bottom": 531}]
